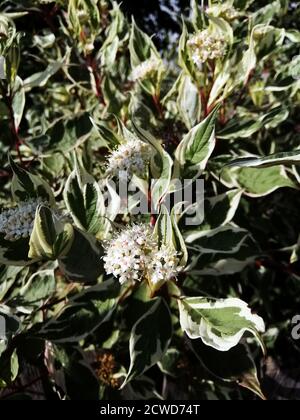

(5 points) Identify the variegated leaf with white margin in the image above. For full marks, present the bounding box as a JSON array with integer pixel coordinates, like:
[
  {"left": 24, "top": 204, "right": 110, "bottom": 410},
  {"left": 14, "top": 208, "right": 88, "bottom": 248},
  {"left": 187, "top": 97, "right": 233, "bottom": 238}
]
[
  {"left": 129, "top": 17, "right": 160, "bottom": 68},
  {"left": 12, "top": 76, "right": 25, "bottom": 130},
  {"left": 188, "top": 338, "right": 266, "bottom": 399},
  {"left": 218, "top": 106, "right": 289, "bottom": 140},
  {"left": 233, "top": 24, "right": 257, "bottom": 87},
  {"left": 178, "top": 20, "right": 195, "bottom": 81},
  {"left": 177, "top": 74, "right": 201, "bottom": 130},
  {"left": 219, "top": 164, "right": 296, "bottom": 197},
  {"left": 9, "top": 155, "right": 55, "bottom": 205},
  {"left": 183, "top": 189, "right": 242, "bottom": 235},
  {"left": 204, "top": 189, "right": 242, "bottom": 227},
  {"left": 225, "top": 150, "right": 300, "bottom": 169},
  {"left": 153, "top": 205, "right": 174, "bottom": 249},
  {"left": 58, "top": 227, "right": 105, "bottom": 283},
  {"left": 150, "top": 206, "right": 181, "bottom": 294},
  {"left": 185, "top": 225, "right": 249, "bottom": 255},
  {"left": 207, "top": 59, "right": 231, "bottom": 108},
  {"left": 29, "top": 205, "right": 74, "bottom": 260},
  {"left": 207, "top": 14, "right": 234, "bottom": 45},
  {"left": 89, "top": 117, "right": 122, "bottom": 149},
  {"left": 105, "top": 179, "right": 121, "bottom": 237},
  {"left": 178, "top": 297, "right": 265, "bottom": 352},
  {"left": 23, "top": 51, "right": 68, "bottom": 91},
  {"left": 132, "top": 121, "right": 173, "bottom": 210},
  {"left": 174, "top": 107, "right": 219, "bottom": 177},
  {"left": 171, "top": 203, "right": 188, "bottom": 267},
  {"left": 209, "top": 23, "right": 258, "bottom": 106},
  {"left": 18, "top": 264, "right": 56, "bottom": 307},
  {"left": 35, "top": 277, "right": 119, "bottom": 343},
  {"left": 63, "top": 156, "right": 105, "bottom": 238},
  {"left": 129, "top": 18, "right": 164, "bottom": 96},
  {"left": 188, "top": 236, "right": 259, "bottom": 276},
  {"left": 192, "top": 256, "right": 256, "bottom": 276},
  {"left": 116, "top": 116, "right": 139, "bottom": 144},
  {"left": 121, "top": 297, "right": 172, "bottom": 387}
]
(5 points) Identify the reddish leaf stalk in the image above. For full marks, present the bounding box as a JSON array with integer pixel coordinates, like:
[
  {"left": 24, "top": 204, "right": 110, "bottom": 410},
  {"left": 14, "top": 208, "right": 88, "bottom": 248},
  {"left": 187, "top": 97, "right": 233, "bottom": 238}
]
[{"left": 152, "top": 94, "right": 164, "bottom": 119}]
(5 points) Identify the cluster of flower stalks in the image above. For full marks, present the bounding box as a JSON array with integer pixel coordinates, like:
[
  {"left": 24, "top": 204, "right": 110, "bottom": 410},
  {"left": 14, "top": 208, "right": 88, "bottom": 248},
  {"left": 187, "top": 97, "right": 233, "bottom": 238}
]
[{"left": 103, "top": 224, "right": 181, "bottom": 286}]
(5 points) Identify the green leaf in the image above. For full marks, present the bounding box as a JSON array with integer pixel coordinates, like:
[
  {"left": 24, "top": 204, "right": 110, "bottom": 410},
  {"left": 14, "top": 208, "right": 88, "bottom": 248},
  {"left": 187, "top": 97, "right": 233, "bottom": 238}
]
[
  {"left": 133, "top": 122, "right": 173, "bottom": 209},
  {"left": 153, "top": 205, "right": 174, "bottom": 249},
  {"left": 90, "top": 119, "right": 122, "bottom": 149},
  {"left": 202, "top": 189, "right": 242, "bottom": 231},
  {"left": 185, "top": 226, "right": 249, "bottom": 254},
  {"left": 219, "top": 164, "right": 296, "bottom": 196},
  {"left": 122, "top": 297, "right": 173, "bottom": 387},
  {"left": 29, "top": 113, "right": 93, "bottom": 156},
  {"left": 157, "top": 347, "right": 181, "bottom": 377},
  {"left": 0, "top": 305, "right": 20, "bottom": 343},
  {"left": 9, "top": 156, "right": 55, "bottom": 204},
  {"left": 29, "top": 205, "right": 74, "bottom": 260},
  {"left": 190, "top": 236, "right": 259, "bottom": 276},
  {"left": 64, "top": 157, "right": 105, "bottom": 237},
  {"left": 189, "top": 339, "right": 266, "bottom": 399},
  {"left": 12, "top": 75, "right": 25, "bottom": 129},
  {"left": 0, "top": 266, "right": 24, "bottom": 301},
  {"left": 171, "top": 205, "right": 188, "bottom": 267},
  {"left": 0, "top": 348, "right": 19, "bottom": 387},
  {"left": 18, "top": 267, "right": 55, "bottom": 306},
  {"left": 233, "top": 25, "right": 257, "bottom": 86},
  {"left": 58, "top": 228, "right": 104, "bottom": 284},
  {"left": 218, "top": 106, "right": 289, "bottom": 139},
  {"left": 207, "top": 14, "right": 234, "bottom": 46},
  {"left": 236, "top": 166, "right": 295, "bottom": 197},
  {"left": 36, "top": 278, "right": 120, "bottom": 343},
  {"left": 129, "top": 18, "right": 159, "bottom": 67},
  {"left": 177, "top": 74, "right": 201, "bottom": 130},
  {"left": 23, "top": 57, "right": 66, "bottom": 90},
  {"left": 225, "top": 150, "right": 300, "bottom": 169},
  {"left": 178, "top": 296, "right": 265, "bottom": 351},
  {"left": 178, "top": 20, "right": 195, "bottom": 80}
]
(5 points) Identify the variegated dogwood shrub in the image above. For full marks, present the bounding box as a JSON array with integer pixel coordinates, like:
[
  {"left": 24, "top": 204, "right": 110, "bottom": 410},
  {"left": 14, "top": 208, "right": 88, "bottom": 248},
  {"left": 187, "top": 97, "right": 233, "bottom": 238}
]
[{"left": 0, "top": 0, "right": 299, "bottom": 400}]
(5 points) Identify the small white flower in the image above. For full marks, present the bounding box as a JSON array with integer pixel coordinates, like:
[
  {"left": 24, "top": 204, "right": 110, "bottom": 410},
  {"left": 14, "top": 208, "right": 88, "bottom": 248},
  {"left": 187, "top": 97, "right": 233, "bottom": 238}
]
[
  {"left": 103, "top": 224, "right": 154, "bottom": 284},
  {"left": 103, "top": 224, "right": 181, "bottom": 286},
  {"left": 0, "top": 198, "right": 45, "bottom": 241},
  {"left": 131, "top": 57, "right": 161, "bottom": 81},
  {"left": 148, "top": 245, "right": 181, "bottom": 285},
  {"left": 107, "top": 139, "right": 152, "bottom": 180},
  {"left": 187, "top": 30, "right": 227, "bottom": 67}
]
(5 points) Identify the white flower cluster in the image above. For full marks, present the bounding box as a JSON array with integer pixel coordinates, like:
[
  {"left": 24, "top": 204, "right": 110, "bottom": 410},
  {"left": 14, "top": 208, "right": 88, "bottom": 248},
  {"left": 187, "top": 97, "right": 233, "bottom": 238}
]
[
  {"left": 0, "top": 198, "right": 44, "bottom": 241},
  {"left": 107, "top": 139, "right": 152, "bottom": 180},
  {"left": 187, "top": 30, "right": 227, "bottom": 67},
  {"left": 103, "top": 224, "right": 181, "bottom": 286},
  {"left": 131, "top": 58, "right": 160, "bottom": 81}
]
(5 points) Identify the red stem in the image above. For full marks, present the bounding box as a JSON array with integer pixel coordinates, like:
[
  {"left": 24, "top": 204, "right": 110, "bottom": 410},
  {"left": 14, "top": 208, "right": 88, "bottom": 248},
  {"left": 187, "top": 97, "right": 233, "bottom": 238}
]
[
  {"left": 5, "top": 92, "right": 23, "bottom": 163},
  {"left": 148, "top": 188, "right": 156, "bottom": 226},
  {"left": 86, "top": 55, "right": 106, "bottom": 105},
  {"left": 152, "top": 94, "right": 164, "bottom": 119}
]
